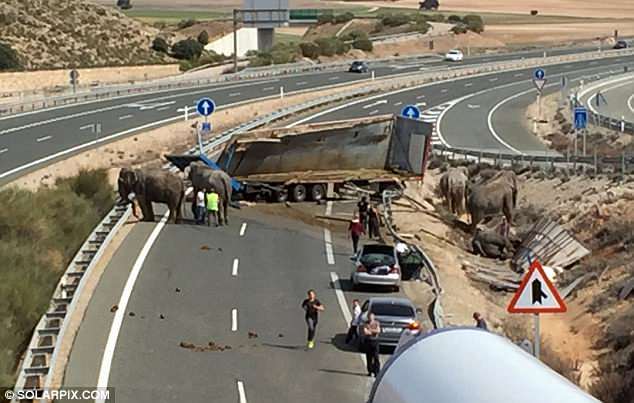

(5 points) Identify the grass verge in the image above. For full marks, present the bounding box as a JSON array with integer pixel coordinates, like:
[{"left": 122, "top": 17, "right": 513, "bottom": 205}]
[{"left": 0, "top": 169, "right": 114, "bottom": 386}]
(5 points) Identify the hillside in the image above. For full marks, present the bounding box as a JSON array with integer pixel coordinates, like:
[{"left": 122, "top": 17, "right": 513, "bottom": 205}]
[{"left": 0, "top": 0, "right": 171, "bottom": 70}]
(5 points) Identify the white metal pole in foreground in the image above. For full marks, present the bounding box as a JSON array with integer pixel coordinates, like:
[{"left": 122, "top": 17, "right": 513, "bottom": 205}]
[
  {"left": 372, "top": 70, "right": 375, "bottom": 81},
  {"left": 198, "top": 122, "right": 204, "bottom": 155},
  {"left": 534, "top": 313, "right": 541, "bottom": 360},
  {"left": 280, "top": 86, "right": 284, "bottom": 99}
]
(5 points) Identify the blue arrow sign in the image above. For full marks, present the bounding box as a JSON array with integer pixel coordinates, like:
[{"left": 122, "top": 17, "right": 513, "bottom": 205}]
[
  {"left": 401, "top": 104, "right": 421, "bottom": 120},
  {"left": 196, "top": 97, "right": 216, "bottom": 117},
  {"left": 574, "top": 107, "right": 588, "bottom": 130},
  {"left": 534, "top": 68, "right": 545, "bottom": 81}
]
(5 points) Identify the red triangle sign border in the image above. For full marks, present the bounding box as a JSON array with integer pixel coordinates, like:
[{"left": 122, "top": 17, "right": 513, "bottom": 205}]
[{"left": 507, "top": 259, "right": 567, "bottom": 314}]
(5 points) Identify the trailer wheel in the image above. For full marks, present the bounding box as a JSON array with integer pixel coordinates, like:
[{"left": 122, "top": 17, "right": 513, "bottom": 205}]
[
  {"left": 271, "top": 189, "right": 288, "bottom": 203},
  {"left": 310, "top": 184, "right": 325, "bottom": 202},
  {"left": 291, "top": 184, "right": 307, "bottom": 202}
]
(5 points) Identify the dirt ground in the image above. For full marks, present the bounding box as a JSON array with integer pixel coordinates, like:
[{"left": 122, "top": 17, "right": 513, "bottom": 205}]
[{"left": 485, "top": 22, "right": 634, "bottom": 45}]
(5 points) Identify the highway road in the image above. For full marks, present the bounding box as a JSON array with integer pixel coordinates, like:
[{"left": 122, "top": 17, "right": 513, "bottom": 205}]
[
  {"left": 578, "top": 73, "right": 634, "bottom": 122},
  {"left": 0, "top": 45, "right": 615, "bottom": 185}
]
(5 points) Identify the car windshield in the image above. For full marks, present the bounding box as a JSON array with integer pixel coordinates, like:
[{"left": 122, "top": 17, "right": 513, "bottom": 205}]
[
  {"left": 370, "top": 302, "right": 415, "bottom": 317},
  {"left": 449, "top": 50, "right": 460, "bottom": 54},
  {"left": 352, "top": 61, "right": 364, "bottom": 66}
]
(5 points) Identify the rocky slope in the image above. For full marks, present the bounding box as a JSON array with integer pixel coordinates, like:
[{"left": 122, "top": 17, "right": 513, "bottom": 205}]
[{"left": 0, "top": 0, "right": 170, "bottom": 69}]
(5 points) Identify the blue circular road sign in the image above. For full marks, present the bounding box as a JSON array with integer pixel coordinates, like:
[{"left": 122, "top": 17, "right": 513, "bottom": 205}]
[
  {"left": 533, "top": 68, "right": 546, "bottom": 81},
  {"left": 196, "top": 97, "right": 216, "bottom": 117},
  {"left": 401, "top": 104, "right": 421, "bottom": 119}
]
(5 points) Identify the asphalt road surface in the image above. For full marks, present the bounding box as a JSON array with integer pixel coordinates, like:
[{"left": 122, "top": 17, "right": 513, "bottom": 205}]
[{"left": 578, "top": 74, "right": 634, "bottom": 122}]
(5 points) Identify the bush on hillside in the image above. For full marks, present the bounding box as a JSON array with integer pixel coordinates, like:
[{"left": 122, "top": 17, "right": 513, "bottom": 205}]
[
  {"left": 197, "top": 30, "right": 209, "bottom": 45},
  {"left": 414, "top": 21, "right": 432, "bottom": 34},
  {"left": 447, "top": 15, "right": 462, "bottom": 23},
  {"left": 463, "top": 14, "right": 485, "bottom": 33},
  {"left": 177, "top": 18, "right": 197, "bottom": 29},
  {"left": 341, "top": 30, "right": 368, "bottom": 42},
  {"left": 299, "top": 42, "right": 320, "bottom": 59},
  {"left": 151, "top": 37, "right": 169, "bottom": 53},
  {"left": 423, "top": 13, "right": 446, "bottom": 22},
  {"left": 0, "top": 42, "right": 21, "bottom": 70},
  {"left": 334, "top": 12, "right": 355, "bottom": 24},
  {"left": 352, "top": 38, "right": 373, "bottom": 52},
  {"left": 380, "top": 13, "right": 412, "bottom": 27},
  {"left": 0, "top": 169, "right": 114, "bottom": 386},
  {"left": 172, "top": 38, "right": 203, "bottom": 60},
  {"left": 315, "top": 37, "right": 339, "bottom": 57},
  {"left": 451, "top": 23, "right": 468, "bottom": 34},
  {"left": 249, "top": 52, "right": 272, "bottom": 67},
  {"left": 317, "top": 12, "right": 334, "bottom": 25}
]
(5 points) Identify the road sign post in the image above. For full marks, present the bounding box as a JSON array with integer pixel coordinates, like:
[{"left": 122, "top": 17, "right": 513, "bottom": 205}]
[
  {"left": 507, "top": 259, "right": 567, "bottom": 360},
  {"left": 70, "top": 69, "right": 80, "bottom": 94},
  {"left": 532, "top": 69, "right": 546, "bottom": 123},
  {"left": 574, "top": 107, "right": 588, "bottom": 157},
  {"left": 196, "top": 98, "right": 216, "bottom": 154}
]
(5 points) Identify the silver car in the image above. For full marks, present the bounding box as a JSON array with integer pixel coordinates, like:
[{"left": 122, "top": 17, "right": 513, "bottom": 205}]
[
  {"left": 357, "top": 297, "right": 419, "bottom": 347},
  {"left": 350, "top": 244, "right": 401, "bottom": 291}
]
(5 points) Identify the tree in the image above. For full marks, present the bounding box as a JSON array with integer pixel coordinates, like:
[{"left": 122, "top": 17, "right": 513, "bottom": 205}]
[
  {"left": 299, "top": 42, "right": 320, "bottom": 59},
  {"left": 151, "top": 37, "right": 169, "bottom": 53},
  {"left": 315, "top": 37, "right": 338, "bottom": 57},
  {"left": 352, "top": 38, "right": 373, "bottom": 52},
  {"left": 197, "top": 31, "right": 209, "bottom": 45},
  {"left": 0, "top": 42, "right": 21, "bottom": 70},
  {"left": 463, "top": 14, "right": 484, "bottom": 33},
  {"left": 447, "top": 15, "right": 462, "bottom": 23},
  {"left": 172, "top": 39, "right": 204, "bottom": 60},
  {"left": 116, "top": 0, "right": 132, "bottom": 10},
  {"left": 317, "top": 12, "right": 334, "bottom": 25},
  {"left": 334, "top": 12, "right": 354, "bottom": 24}
]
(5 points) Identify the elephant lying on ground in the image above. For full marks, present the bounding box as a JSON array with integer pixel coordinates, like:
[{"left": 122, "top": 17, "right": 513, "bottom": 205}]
[
  {"left": 472, "top": 227, "right": 514, "bottom": 259},
  {"left": 118, "top": 168, "right": 184, "bottom": 223},
  {"left": 184, "top": 161, "right": 232, "bottom": 225},
  {"left": 439, "top": 167, "right": 469, "bottom": 216}
]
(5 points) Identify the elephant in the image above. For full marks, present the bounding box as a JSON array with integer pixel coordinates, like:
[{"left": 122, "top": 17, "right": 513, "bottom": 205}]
[
  {"left": 472, "top": 169, "right": 518, "bottom": 208},
  {"left": 117, "top": 168, "right": 184, "bottom": 224},
  {"left": 466, "top": 179, "right": 514, "bottom": 233},
  {"left": 184, "top": 161, "right": 232, "bottom": 225},
  {"left": 439, "top": 167, "right": 469, "bottom": 216},
  {"left": 471, "top": 227, "right": 514, "bottom": 259}
]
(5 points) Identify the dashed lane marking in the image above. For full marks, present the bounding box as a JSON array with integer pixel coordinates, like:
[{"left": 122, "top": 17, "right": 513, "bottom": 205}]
[
  {"left": 232, "top": 258, "right": 239, "bottom": 277},
  {"left": 231, "top": 309, "right": 238, "bottom": 332},
  {"left": 324, "top": 229, "right": 335, "bottom": 265},
  {"left": 237, "top": 381, "right": 247, "bottom": 403},
  {"left": 296, "top": 81, "right": 308, "bottom": 86},
  {"left": 328, "top": 76, "right": 340, "bottom": 81},
  {"left": 0, "top": 148, "right": 7, "bottom": 154},
  {"left": 393, "top": 101, "right": 403, "bottom": 106},
  {"left": 118, "top": 114, "right": 133, "bottom": 120},
  {"left": 240, "top": 223, "right": 247, "bottom": 236},
  {"left": 36, "top": 135, "right": 52, "bottom": 142},
  {"left": 464, "top": 83, "right": 473, "bottom": 87},
  {"left": 229, "top": 92, "right": 241, "bottom": 97},
  {"left": 368, "top": 109, "right": 380, "bottom": 115}
]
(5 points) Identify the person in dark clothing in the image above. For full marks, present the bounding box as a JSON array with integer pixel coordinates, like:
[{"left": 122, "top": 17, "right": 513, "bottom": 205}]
[
  {"left": 301, "top": 289, "right": 324, "bottom": 349},
  {"left": 348, "top": 214, "right": 365, "bottom": 254},
  {"left": 367, "top": 205, "right": 381, "bottom": 239},
  {"left": 357, "top": 196, "right": 369, "bottom": 227},
  {"left": 473, "top": 312, "right": 488, "bottom": 330},
  {"left": 362, "top": 313, "right": 381, "bottom": 377}
]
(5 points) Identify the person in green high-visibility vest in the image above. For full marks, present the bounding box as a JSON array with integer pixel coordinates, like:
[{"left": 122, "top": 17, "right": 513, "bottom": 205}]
[{"left": 205, "top": 186, "right": 220, "bottom": 227}]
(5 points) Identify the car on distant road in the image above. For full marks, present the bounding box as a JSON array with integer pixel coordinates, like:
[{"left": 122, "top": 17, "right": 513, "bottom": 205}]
[
  {"left": 613, "top": 40, "right": 629, "bottom": 49},
  {"left": 444, "top": 49, "right": 464, "bottom": 62},
  {"left": 350, "top": 243, "right": 401, "bottom": 291},
  {"left": 349, "top": 60, "right": 369, "bottom": 73},
  {"left": 357, "top": 297, "right": 419, "bottom": 348}
]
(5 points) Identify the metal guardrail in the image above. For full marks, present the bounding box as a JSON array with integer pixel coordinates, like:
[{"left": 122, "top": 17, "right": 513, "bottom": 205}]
[{"left": 12, "top": 203, "right": 131, "bottom": 396}]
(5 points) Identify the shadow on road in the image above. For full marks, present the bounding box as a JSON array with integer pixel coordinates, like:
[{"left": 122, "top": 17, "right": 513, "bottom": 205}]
[
  {"left": 325, "top": 333, "right": 360, "bottom": 353},
  {"left": 261, "top": 342, "right": 306, "bottom": 351},
  {"left": 318, "top": 368, "right": 368, "bottom": 377}
]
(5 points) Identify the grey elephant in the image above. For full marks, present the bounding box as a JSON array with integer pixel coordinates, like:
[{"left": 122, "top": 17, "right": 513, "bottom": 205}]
[
  {"left": 185, "top": 161, "right": 232, "bottom": 225},
  {"left": 118, "top": 168, "right": 185, "bottom": 224},
  {"left": 466, "top": 179, "right": 514, "bottom": 233},
  {"left": 472, "top": 169, "right": 518, "bottom": 208},
  {"left": 439, "top": 166, "right": 469, "bottom": 216},
  {"left": 471, "top": 227, "right": 514, "bottom": 259}
]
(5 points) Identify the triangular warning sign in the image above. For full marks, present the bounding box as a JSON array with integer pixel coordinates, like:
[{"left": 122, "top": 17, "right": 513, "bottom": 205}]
[
  {"left": 533, "top": 78, "right": 547, "bottom": 93},
  {"left": 507, "top": 260, "right": 567, "bottom": 313}
]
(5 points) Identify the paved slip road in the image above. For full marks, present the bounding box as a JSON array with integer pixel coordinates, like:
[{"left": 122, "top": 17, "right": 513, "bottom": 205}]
[
  {"left": 578, "top": 74, "right": 634, "bottom": 121},
  {"left": 0, "top": 45, "right": 609, "bottom": 184}
]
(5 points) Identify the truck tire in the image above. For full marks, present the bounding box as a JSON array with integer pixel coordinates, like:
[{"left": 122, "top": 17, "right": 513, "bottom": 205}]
[
  {"left": 291, "top": 184, "right": 307, "bottom": 202},
  {"left": 271, "top": 189, "right": 288, "bottom": 203},
  {"left": 310, "top": 184, "right": 325, "bottom": 202}
]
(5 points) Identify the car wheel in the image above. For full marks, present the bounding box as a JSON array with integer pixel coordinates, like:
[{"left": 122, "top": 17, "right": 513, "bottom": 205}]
[
  {"left": 291, "top": 184, "right": 307, "bottom": 202},
  {"left": 310, "top": 184, "right": 325, "bottom": 202}
]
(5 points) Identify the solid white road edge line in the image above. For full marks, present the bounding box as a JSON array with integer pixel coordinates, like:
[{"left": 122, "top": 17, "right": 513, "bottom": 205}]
[
  {"left": 232, "top": 258, "right": 239, "bottom": 276},
  {"left": 232, "top": 309, "right": 238, "bottom": 332},
  {"left": 329, "top": 272, "right": 367, "bottom": 368},
  {"left": 240, "top": 222, "right": 247, "bottom": 236},
  {"left": 237, "top": 380, "right": 247, "bottom": 403},
  {"left": 628, "top": 94, "right": 634, "bottom": 114},
  {"left": 95, "top": 212, "right": 170, "bottom": 402},
  {"left": 324, "top": 229, "right": 335, "bottom": 265}
]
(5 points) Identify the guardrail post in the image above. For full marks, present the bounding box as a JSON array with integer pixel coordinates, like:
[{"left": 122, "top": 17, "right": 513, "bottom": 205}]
[
  {"left": 622, "top": 151, "right": 626, "bottom": 175},
  {"left": 594, "top": 150, "right": 598, "bottom": 175},
  {"left": 280, "top": 86, "right": 284, "bottom": 100},
  {"left": 478, "top": 150, "right": 482, "bottom": 164}
]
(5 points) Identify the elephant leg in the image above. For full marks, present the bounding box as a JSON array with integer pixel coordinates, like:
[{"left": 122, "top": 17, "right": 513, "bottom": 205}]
[
  {"left": 223, "top": 200, "right": 229, "bottom": 225},
  {"left": 139, "top": 200, "right": 154, "bottom": 222},
  {"left": 167, "top": 203, "right": 177, "bottom": 224}
]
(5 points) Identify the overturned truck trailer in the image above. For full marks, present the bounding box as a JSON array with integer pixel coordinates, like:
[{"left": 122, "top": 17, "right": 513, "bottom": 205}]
[{"left": 218, "top": 114, "right": 433, "bottom": 202}]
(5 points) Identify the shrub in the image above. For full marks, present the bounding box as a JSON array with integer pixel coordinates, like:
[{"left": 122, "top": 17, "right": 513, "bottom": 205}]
[
  {"left": 381, "top": 13, "right": 412, "bottom": 27},
  {"left": 352, "top": 38, "right": 373, "bottom": 52},
  {"left": 197, "top": 30, "right": 209, "bottom": 45},
  {"left": 414, "top": 21, "right": 432, "bottom": 34},
  {"left": 341, "top": 30, "right": 368, "bottom": 42},
  {"left": 151, "top": 37, "right": 169, "bottom": 53},
  {"left": 299, "top": 42, "right": 320, "bottom": 58},
  {"left": 463, "top": 14, "right": 485, "bottom": 33},
  {"left": 315, "top": 37, "right": 340, "bottom": 57},
  {"left": 198, "top": 50, "right": 225, "bottom": 65},
  {"left": 530, "top": 10, "right": 539, "bottom": 16},
  {"left": 447, "top": 15, "right": 462, "bottom": 23},
  {"left": 249, "top": 52, "right": 272, "bottom": 67},
  {"left": 451, "top": 23, "right": 468, "bottom": 34},
  {"left": 334, "top": 12, "right": 354, "bottom": 24},
  {"left": 172, "top": 38, "right": 203, "bottom": 60},
  {"left": 0, "top": 42, "right": 21, "bottom": 70},
  {"left": 317, "top": 12, "right": 334, "bottom": 25},
  {"left": 177, "top": 18, "right": 197, "bottom": 30},
  {"left": 424, "top": 13, "right": 446, "bottom": 22}
]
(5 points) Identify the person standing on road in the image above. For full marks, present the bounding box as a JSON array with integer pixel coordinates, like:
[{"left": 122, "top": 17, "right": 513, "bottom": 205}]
[
  {"left": 357, "top": 196, "right": 369, "bottom": 227},
  {"left": 362, "top": 312, "right": 381, "bottom": 377},
  {"left": 301, "top": 289, "right": 324, "bottom": 349},
  {"left": 367, "top": 204, "right": 381, "bottom": 239},
  {"left": 205, "top": 187, "right": 220, "bottom": 227},
  {"left": 345, "top": 299, "right": 362, "bottom": 344},
  {"left": 195, "top": 188, "right": 206, "bottom": 225},
  {"left": 473, "top": 312, "right": 488, "bottom": 331},
  {"left": 348, "top": 214, "right": 365, "bottom": 255}
]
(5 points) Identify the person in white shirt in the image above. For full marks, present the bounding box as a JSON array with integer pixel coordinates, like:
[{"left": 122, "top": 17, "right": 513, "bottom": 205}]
[
  {"left": 345, "top": 299, "right": 362, "bottom": 344},
  {"left": 195, "top": 189, "right": 206, "bottom": 224}
]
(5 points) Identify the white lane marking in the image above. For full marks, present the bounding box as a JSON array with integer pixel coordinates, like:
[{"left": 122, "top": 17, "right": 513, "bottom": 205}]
[
  {"left": 441, "top": 89, "right": 448, "bottom": 93},
  {"left": 579, "top": 74, "right": 634, "bottom": 114},
  {"left": 330, "top": 272, "right": 367, "bottom": 368},
  {"left": 467, "top": 104, "right": 480, "bottom": 109},
  {"left": 36, "top": 135, "right": 52, "bottom": 142},
  {"left": 79, "top": 124, "right": 94, "bottom": 130},
  {"left": 628, "top": 94, "right": 634, "bottom": 113},
  {"left": 231, "top": 308, "right": 238, "bottom": 332},
  {"left": 328, "top": 76, "right": 340, "bottom": 81},
  {"left": 514, "top": 73, "right": 524, "bottom": 77},
  {"left": 487, "top": 90, "right": 532, "bottom": 155},
  {"left": 96, "top": 212, "right": 169, "bottom": 400},
  {"left": 416, "top": 94, "right": 426, "bottom": 99},
  {"left": 464, "top": 83, "right": 473, "bottom": 87},
  {"left": 0, "top": 148, "right": 7, "bottom": 154},
  {"left": 156, "top": 106, "right": 171, "bottom": 111},
  {"left": 368, "top": 109, "right": 379, "bottom": 115},
  {"left": 324, "top": 228, "right": 335, "bottom": 265},
  {"left": 263, "top": 86, "right": 275, "bottom": 91},
  {"left": 296, "top": 81, "right": 308, "bottom": 85},
  {"left": 393, "top": 101, "right": 403, "bottom": 106},
  {"left": 362, "top": 99, "right": 387, "bottom": 109},
  {"left": 237, "top": 381, "right": 247, "bottom": 403},
  {"left": 240, "top": 222, "right": 247, "bottom": 236},
  {"left": 489, "top": 77, "right": 498, "bottom": 82},
  {"left": 232, "top": 258, "right": 239, "bottom": 277},
  {"left": 325, "top": 201, "right": 333, "bottom": 216},
  {"left": 229, "top": 92, "right": 241, "bottom": 97},
  {"left": 118, "top": 114, "right": 133, "bottom": 120},
  {"left": 416, "top": 102, "right": 427, "bottom": 107}
]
